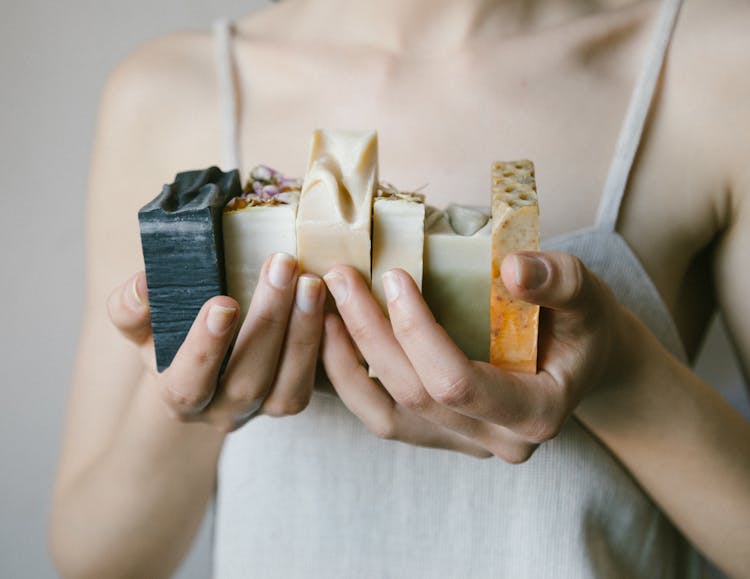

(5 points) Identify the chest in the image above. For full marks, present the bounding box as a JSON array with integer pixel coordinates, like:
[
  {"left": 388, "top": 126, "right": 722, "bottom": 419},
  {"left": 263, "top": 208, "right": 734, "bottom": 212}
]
[
  {"left": 195, "top": 18, "right": 720, "bottom": 354},
  {"left": 233, "top": 45, "right": 639, "bottom": 240}
]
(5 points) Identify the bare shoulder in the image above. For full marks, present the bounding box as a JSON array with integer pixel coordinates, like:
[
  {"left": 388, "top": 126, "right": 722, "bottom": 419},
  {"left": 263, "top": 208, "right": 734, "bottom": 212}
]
[
  {"left": 97, "top": 30, "right": 219, "bottom": 162},
  {"left": 672, "top": 0, "right": 750, "bottom": 200},
  {"left": 85, "top": 29, "right": 225, "bottom": 304}
]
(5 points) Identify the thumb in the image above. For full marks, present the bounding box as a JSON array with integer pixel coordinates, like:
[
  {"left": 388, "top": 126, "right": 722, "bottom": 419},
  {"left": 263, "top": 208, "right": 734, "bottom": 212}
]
[
  {"left": 500, "top": 251, "right": 611, "bottom": 315},
  {"left": 107, "top": 271, "right": 152, "bottom": 345}
]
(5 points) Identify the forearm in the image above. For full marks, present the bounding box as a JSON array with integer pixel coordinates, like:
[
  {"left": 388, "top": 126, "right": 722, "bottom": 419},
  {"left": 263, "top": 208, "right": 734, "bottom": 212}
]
[
  {"left": 51, "top": 372, "right": 225, "bottom": 579},
  {"left": 575, "top": 314, "right": 750, "bottom": 578}
]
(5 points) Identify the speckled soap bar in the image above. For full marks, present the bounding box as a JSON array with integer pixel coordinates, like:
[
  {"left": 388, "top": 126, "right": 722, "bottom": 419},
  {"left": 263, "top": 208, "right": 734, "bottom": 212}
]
[{"left": 139, "top": 166, "right": 241, "bottom": 372}]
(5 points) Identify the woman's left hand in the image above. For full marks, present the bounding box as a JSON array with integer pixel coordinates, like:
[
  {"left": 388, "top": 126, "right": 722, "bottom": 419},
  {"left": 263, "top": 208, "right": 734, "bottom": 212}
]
[{"left": 321, "top": 252, "right": 638, "bottom": 462}]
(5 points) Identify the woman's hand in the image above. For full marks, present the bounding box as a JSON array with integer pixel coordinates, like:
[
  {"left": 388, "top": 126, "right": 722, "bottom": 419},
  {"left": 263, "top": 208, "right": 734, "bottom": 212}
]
[
  {"left": 321, "top": 252, "right": 637, "bottom": 462},
  {"left": 107, "top": 252, "right": 326, "bottom": 432}
]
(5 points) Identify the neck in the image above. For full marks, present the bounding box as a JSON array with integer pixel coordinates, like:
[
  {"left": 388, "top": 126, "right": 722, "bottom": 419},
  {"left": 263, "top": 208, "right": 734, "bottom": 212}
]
[{"left": 262, "top": 0, "right": 636, "bottom": 56}]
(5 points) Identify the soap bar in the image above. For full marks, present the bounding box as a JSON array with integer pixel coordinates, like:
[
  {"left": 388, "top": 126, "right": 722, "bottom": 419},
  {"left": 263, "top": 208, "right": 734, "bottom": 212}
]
[
  {"left": 371, "top": 184, "right": 425, "bottom": 312},
  {"left": 490, "top": 160, "right": 540, "bottom": 373},
  {"left": 423, "top": 205, "right": 492, "bottom": 362},
  {"left": 370, "top": 184, "right": 425, "bottom": 377},
  {"left": 139, "top": 166, "right": 240, "bottom": 372},
  {"left": 223, "top": 166, "right": 301, "bottom": 325},
  {"left": 296, "top": 129, "right": 378, "bottom": 285}
]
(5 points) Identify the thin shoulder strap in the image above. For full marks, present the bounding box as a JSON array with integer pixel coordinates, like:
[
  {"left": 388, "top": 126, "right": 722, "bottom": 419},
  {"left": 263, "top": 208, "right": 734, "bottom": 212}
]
[
  {"left": 213, "top": 19, "right": 242, "bottom": 171},
  {"left": 596, "top": 0, "right": 683, "bottom": 231}
]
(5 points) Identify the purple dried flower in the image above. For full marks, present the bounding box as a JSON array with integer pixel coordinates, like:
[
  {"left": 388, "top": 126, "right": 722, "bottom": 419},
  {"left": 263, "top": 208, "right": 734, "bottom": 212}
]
[
  {"left": 252, "top": 180, "right": 265, "bottom": 196},
  {"left": 262, "top": 185, "right": 280, "bottom": 198},
  {"left": 251, "top": 165, "right": 277, "bottom": 182}
]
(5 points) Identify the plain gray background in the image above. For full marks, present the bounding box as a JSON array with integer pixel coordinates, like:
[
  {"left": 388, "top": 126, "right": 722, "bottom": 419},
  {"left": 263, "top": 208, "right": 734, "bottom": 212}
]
[{"left": 1, "top": 1, "right": 747, "bottom": 578}]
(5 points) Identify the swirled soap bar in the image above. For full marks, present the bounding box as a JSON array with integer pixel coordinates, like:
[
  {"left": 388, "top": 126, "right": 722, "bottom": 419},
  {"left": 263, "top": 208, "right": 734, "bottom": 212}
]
[
  {"left": 138, "top": 166, "right": 241, "bottom": 371},
  {"left": 296, "top": 129, "right": 378, "bottom": 284}
]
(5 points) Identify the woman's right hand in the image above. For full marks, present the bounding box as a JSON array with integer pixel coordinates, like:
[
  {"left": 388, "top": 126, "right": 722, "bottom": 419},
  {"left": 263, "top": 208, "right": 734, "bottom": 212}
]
[{"left": 107, "top": 252, "right": 325, "bottom": 432}]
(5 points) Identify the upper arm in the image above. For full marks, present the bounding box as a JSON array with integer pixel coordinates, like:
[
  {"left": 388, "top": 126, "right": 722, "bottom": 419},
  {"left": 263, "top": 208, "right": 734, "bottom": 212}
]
[
  {"left": 711, "top": 4, "right": 750, "bottom": 383},
  {"left": 55, "top": 32, "right": 221, "bottom": 494}
]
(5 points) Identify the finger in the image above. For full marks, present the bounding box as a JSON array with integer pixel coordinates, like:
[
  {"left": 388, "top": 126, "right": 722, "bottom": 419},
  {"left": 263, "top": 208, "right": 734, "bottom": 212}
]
[
  {"left": 162, "top": 296, "right": 239, "bottom": 417},
  {"left": 107, "top": 272, "right": 151, "bottom": 345},
  {"left": 324, "top": 266, "right": 485, "bottom": 441},
  {"left": 321, "top": 313, "right": 490, "bottom": 458},
  {"left": 261, "top": 275, "right": 325, "bottom": 417},
  {"left": 382, "top": 268, "right": 543, "bottom": 428},
  {"left": 501, "top": 250, "right": 616, "bottom": 388},
  {"left": 208, "top": 253, "right": 298, "bottom": 427},
  {"left": 501, "top": 251, "right": 611, "bottom": 316}
]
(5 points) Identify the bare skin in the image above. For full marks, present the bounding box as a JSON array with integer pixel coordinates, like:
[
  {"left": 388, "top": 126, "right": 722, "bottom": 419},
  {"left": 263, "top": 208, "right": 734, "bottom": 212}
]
[{"left": 51, "top": 0, "right": 750, "bottom": 577}]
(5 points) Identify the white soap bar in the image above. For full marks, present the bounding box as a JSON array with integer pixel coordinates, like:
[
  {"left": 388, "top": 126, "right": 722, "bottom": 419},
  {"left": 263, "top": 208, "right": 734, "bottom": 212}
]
[
  {"left": 371, "top": 193, "right": 425, "bottom": 312},
  {"left": 423, "top": 206, "right": 491, "bottom": 362},
  {"left": 296, "top": 129, "right": 378, "bottom": 283},
  {"left": 223, "top": 203, "right": 297, "bottom": 324},
  {"left": 370, "top": 191, "right": 425, "bottom": 378}
]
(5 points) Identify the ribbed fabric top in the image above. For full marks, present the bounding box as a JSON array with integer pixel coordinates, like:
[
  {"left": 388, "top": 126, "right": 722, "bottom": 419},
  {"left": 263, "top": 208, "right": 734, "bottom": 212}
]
[{"left": 212, "top": 1, "right": 697, "bottom": 577}]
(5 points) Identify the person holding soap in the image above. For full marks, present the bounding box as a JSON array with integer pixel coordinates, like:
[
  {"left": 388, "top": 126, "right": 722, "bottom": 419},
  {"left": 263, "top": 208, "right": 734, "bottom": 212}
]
[{"left": 51, "top": 0, "right": 750, "bottom": 578}]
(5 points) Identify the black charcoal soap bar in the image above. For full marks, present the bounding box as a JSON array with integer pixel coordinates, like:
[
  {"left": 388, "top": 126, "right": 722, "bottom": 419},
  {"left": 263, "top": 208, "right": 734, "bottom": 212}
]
[{"left": 139, "top": 167, "right": 241, "bottom": 372}]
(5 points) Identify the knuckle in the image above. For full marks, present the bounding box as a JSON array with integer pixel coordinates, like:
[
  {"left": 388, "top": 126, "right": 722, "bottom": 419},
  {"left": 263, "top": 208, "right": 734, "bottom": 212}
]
[
  {"left": 493, "top": 442, "right": 538, "bottom": 465},
  {"left": 366, "top": 414, "right": 399, "bottom": 441},
  {"left": 263, "top": 393, "right": 312, "bottom": 417},
  {"left": 395, "top": 388, "right": 432, "bottom": 413},
  {"left": 185, "top": 345, "right": 223, "bottom": 371},
  {"left": 223, "top": 387, "right": 266, "bottom": 413},
  {"left": 390, "top": 311, "right": 420, "bottom": 339},
  {"left": 525, "top": 417, "right": 562, "bottom": 444},
  {"left": 289, "top": 331, "right": 322, "bottom": 352},
  {"left": 253, "top": 308, "right": 288, "bottom": 333},
  {"left": 431, "top": 373, "right": 475, "bottom": 408},
  {"left": 162, "top": 380, "right": 211, "bottom": 412},
  {"left": 347, "top": 319, "right": 376, "bottom": 344}
]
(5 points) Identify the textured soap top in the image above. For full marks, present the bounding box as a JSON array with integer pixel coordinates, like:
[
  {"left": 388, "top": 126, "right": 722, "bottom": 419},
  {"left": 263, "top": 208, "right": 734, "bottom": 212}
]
[
  {"left": 224, "top": 165, "right": 302, "bottom": 211},
  {"left": 140, "top": 166, "right": 240, "bottom": 217},
  {"left": 425, "top": 205, "right": 491, "bottom": 237},
  {"left": 298, "top": 129, "right": 378, "bottom": 226},
  {"left": 139, "top": 166, "right": 240, "bottom": 372},
  {"left": 491, "top": 160, "right": 538, "bottom": 211}
]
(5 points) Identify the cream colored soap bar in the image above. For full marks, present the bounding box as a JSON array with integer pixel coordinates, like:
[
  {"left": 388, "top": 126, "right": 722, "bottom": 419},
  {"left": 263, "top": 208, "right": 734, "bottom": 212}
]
[
  {"left": 490, "top": 160, "right": 540, "bottom": 373},
  {"left": 222, "top": 166, "right": 301, "bottom": 325},
  {"left": 223, "top": 201, "right": 298, "bottom": 324},
  {"left": 296, "top": 129, "right": 378, "bottom": 283},
  {"left": 371, "top": 187, "right": 425, "bottom": 313},
  {"left": 370, "top": 187, "right": 425, "bottom": 378},
  {"left": 423, "top": 205, "right": 492, "bottom": 362}
]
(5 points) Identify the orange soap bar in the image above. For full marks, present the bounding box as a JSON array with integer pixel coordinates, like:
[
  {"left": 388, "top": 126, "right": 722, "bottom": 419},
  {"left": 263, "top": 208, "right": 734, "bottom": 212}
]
[{"left": 490, "top": 160, "right": 540, "bottom": 373}]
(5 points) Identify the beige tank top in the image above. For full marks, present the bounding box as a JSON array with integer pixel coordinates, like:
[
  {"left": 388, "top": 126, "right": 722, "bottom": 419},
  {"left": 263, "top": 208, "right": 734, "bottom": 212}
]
[{"left": 211, "top": 1, "right": 700, "bottom": 576}]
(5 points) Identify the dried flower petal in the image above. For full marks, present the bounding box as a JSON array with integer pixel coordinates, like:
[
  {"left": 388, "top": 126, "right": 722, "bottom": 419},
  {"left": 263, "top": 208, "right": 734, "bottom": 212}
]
[{"left": 251, "top": 165, "right": 276, "bottom": 182}]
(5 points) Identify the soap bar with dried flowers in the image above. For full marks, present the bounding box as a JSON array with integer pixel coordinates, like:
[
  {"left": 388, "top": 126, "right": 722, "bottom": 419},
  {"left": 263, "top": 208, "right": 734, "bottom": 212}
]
[{"left": 223, "top": 165, "right": 301, "bottom": 325}]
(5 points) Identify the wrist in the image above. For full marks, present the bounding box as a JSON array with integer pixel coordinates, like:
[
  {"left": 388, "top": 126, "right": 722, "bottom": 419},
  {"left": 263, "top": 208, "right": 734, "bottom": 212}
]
[{"left": 576, "top": 307, "right": 667, "bottom": 432}]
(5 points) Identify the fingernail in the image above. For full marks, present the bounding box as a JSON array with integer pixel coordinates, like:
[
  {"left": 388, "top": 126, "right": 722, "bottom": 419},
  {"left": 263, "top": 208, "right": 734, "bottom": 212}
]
[
  {"left": 207, "top": 304, "right": 237, "bottom": 336},
  {"left": 323, "top": 271, "right": 348, "bottom": 305},
  {"left": 382, "top": 270, "right": 401, "bottom": 303},
  {"left": 296, "top": 275, "right": 322, "bottom": 313},
  {"left": 268, "top": 253, "right": 296, "bottom": 289},
  {"left": 125, "top": 276, "right": 144, "bottom": 310},
  {"left": 514, "top": 255, "right": 548, "bottom": 290}
]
